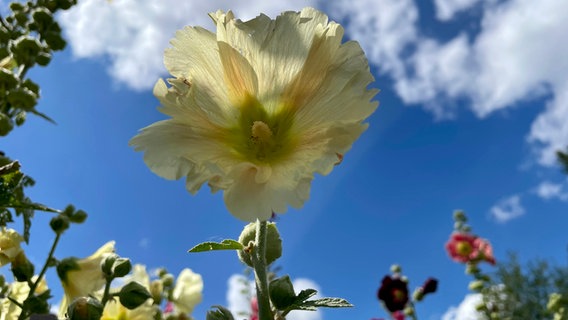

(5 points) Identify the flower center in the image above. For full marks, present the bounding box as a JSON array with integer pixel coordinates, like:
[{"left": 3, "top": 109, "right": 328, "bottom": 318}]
[
  {"left": 392, "top": 288, "right": 406, "bottom": 302},
  {"left": 456, "top": 241, "right": 473, "bottom": 257},
  {"left": 228, "top": 94, "right": 297, "bottom": 164},
  {"left": 251, "top": 121, "right": 273, "bottom": 144}
]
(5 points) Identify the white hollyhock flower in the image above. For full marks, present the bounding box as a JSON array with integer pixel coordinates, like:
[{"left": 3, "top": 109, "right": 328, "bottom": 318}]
[
  {"left": 1, "top": 276, "right": 48, "bottom": 320},
  {"left": 58, "top": 241, "right": 115, "bottom": 317},
  {"left": 130, "top": 7, "right": 378, "bottom": 221},
  {"left": 0, "top": 227, "right": 24, "bottom": 267},
  {"left": 171, "top": 268, "right": 203, "bottom": 315}
]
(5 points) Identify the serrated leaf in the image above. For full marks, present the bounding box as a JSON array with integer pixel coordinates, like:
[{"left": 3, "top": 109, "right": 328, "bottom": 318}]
[
  {"left": 302, "top": 297, "right": 353, "bottom": 308},
  {"left": 296, "top": 289, "right": 317, "bottom": 302},
  {"left": 188, "top": 239, "right": 243, "bottom": 252}
]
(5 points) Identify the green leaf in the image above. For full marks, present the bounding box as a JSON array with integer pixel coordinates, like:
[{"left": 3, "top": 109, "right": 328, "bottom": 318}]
[
  {"left": 188, "top": 239, "right": 243, "bottom": 252},
  {"left": 206, "top": 305, "right": 235, "bottom": 320},
  {"left": 296, "top": 289, "right": 317, "bottom": 302},
  {"left": 301, "top": 297, "right": 353, "bottom": 308}
]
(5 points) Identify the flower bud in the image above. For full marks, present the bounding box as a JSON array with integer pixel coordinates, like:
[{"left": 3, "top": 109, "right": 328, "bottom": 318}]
[
  {"left": 390, "top": 264, "right": 402, "bottom": 274},
  {"left": 11, "top": 251, "right": 34, "bottom": 282},
  {"left": 50, "top": 215, "right": 70, "bottom": 234},
  {"left": 161, "top": 273, "right": 174, "bottom": 287},
  {"left": 269, "top": 275, "right": 297, "bottom": 310},
  {"left": 101, "top": 253, "right": 119, "bottom": 276},
  {"left": 67, "top": 297, "right": 103, "bottom": 320},
  {"left": 421, "top": 278, "right": 438, "bottom": 295},
  {"left": 69, "top": 210, "right": 88, "bottom": 224},
  {"left": 150, "top": 280, "right": 163, "bottom": 304},
  {"left": 237, "top": 222, "right": 282, "bottom": 267},
  {"left": 468, "top": 280, "right": 484, "bottom": 292},
  {"left": 119, "top": 281, "right": 152, "bottom": 310},
  {"left": 453, "top": 210, "right": 467, "bottom": 222},
  {"left": 112, "top": 258, "right": 132, "bottom": 278}
]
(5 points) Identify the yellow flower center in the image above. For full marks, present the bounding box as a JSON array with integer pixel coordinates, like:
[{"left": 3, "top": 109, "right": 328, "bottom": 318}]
[
  {"left": 228, "top": 94, "right": 297, "bottom": 164},
  {"left": 456, "top": 241, "right": 473, "bottom": 257}
]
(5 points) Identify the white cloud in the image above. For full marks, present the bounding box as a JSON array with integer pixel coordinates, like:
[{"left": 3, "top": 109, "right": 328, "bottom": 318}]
[
  {"left": 59, "top": 0, "right": 568, "bottom": 168},
  {"left": 490, "top": 194, "right": 525, "bottom": 222},
  {"left": 327, "top": 0, "right": 418, "bottom": 79},
  {"left": 442, "top": 293, "right": 483, "bottom": 320},
  {"left": 329, "top": 0, "right": 568, "bottom": 166},
  {"left": 433, "top": 0, "right": 496, "bottom": 21},
  {"left": 226, "top": 274, "right": 255, "bottom": 319},
  {"left": 58, "top": 0, "right": 317, "bottom": 91},
  {"left": 535, "top": 180, "right": 568, "bottom": 201},
  {"left": 226, "top": 274, "right": 322, "bottom": 320}
]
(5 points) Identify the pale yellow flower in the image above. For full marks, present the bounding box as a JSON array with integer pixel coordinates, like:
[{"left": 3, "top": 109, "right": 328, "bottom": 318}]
[
  {"left": 58, "top": 241, "right": 115, "bottom": 317},
  {"left": 0, "top": 227, "right": 24, "bottom": 266},
  {"left": 171, "top": 268, "right": 203, "bottom": 315},
  {"left": 101, "top": 264, "right": 156, "bottom": 320},
  {"left": 130, "top": 7, "right": 378, "bottom": 221},
  {"left": 1, "top": 276, "right": 48, "bottom": 320}
]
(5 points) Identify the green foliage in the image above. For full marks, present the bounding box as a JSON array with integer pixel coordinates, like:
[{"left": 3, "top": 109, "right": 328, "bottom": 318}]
[
  {"left": 206, "top": 306, "right": 235, "bottom": 320},
  {"left": 481, "top": 253, "right": 568, "bottom": 319},
  {"left": 188, "top": 239, "right": 244, "bottom": 252},
  {"left": 0, "top": 0, "right": 77, "bottom": 136},
  {"left": 269, "top": 275, "right": 352, "bottom": 316}
]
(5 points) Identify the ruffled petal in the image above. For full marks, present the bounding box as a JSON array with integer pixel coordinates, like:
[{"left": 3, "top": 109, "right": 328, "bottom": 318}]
[
  {"left": 293, "top": 40, "right": 378, "bottom": 129},
  {"left": 164, "top": 25, "right": 230, "bottom": 111},
  {"left": 223, "top": 163, "right": 311, "bottom": 221}
]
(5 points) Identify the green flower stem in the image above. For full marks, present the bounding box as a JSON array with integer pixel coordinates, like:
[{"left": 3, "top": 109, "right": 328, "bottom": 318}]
[
  {"left": 251, "top": 219, "right": 273, "bottom": 320},
  {"left": 18, "top": 232, "right": 61, "bottom": 320},
  {"left": 100, "top": 276, "right": 113, "bottom": 306}
]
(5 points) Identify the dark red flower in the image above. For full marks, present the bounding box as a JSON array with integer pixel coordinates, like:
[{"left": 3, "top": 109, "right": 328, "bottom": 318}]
[
  {"left": 421, "top": 277, "right": 438, "bottom": 295},
  {"left": 377, "top": 276, "right": 409, "bottom": 313}
]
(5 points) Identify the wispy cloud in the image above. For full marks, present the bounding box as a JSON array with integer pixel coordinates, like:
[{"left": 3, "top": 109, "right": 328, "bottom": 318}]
[
  {"left": 58, "top": 0, "right": 316, "bottom": 91},
  {"left": 490, "top": 194, "right": 525, "bottom": 223},
  {"left": 535, "top": 180, "right": 568, "bottom": 201},
  {"left": 442, "top": 293, "right": 483, "bottom": 320}
]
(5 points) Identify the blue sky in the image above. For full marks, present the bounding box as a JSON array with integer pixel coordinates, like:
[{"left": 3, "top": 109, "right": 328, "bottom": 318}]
[{"left": 2, "top": 0, "right": 568, "bottom": 319}]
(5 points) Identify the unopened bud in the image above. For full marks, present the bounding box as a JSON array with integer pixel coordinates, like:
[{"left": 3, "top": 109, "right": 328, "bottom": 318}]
[
  {"left": 150, "top": 280, "right": 163, "bottom": 304},
  {"left": 119, "top": 281, "right": 152, "bottom": 310},
  {"left": 237, "top": 222, "right": 282, "bottom": 267},
  {"left": 67, "top": 297, "right": 103, "bottom": 320},
  {"left": 112, "top": 258, "right": 132, "bottom": 278},
  {"left": 50, "top": 215, "right": 69, "bottom": 234},
  {"left": 390, "top": 264, "right": 402, "bottom": 274},
  {"left": 269, "top": 276, "right": 297, "bottom": 310},
  {"left": 468, "top": 280, "right": 484, "bottom": 292},
  {"left": 11, "top": 252, "right": 34, "bottom": 282},
  {"left": 101, "top": 254, "right": 119, "bottom": 276}
]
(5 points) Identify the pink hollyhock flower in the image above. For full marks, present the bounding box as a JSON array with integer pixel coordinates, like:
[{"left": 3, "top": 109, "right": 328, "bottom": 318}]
[
  {"left": 250, "top": 296, "right": 258, "bottom": 320},
  {"left": 473, "top": 237, "right": 496, "bottom": 265},
  {"left": 445, "top": 232, "right": 477, "bottom": 263},
  {"left": 164, "top": 301, "right": 174, "bottom": 314},
  {"left": 392, "top": 311, "right": 405, "bottom": 320},
  {"left": 446, "top": 233, "right": 496, "bottom": 265}
]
